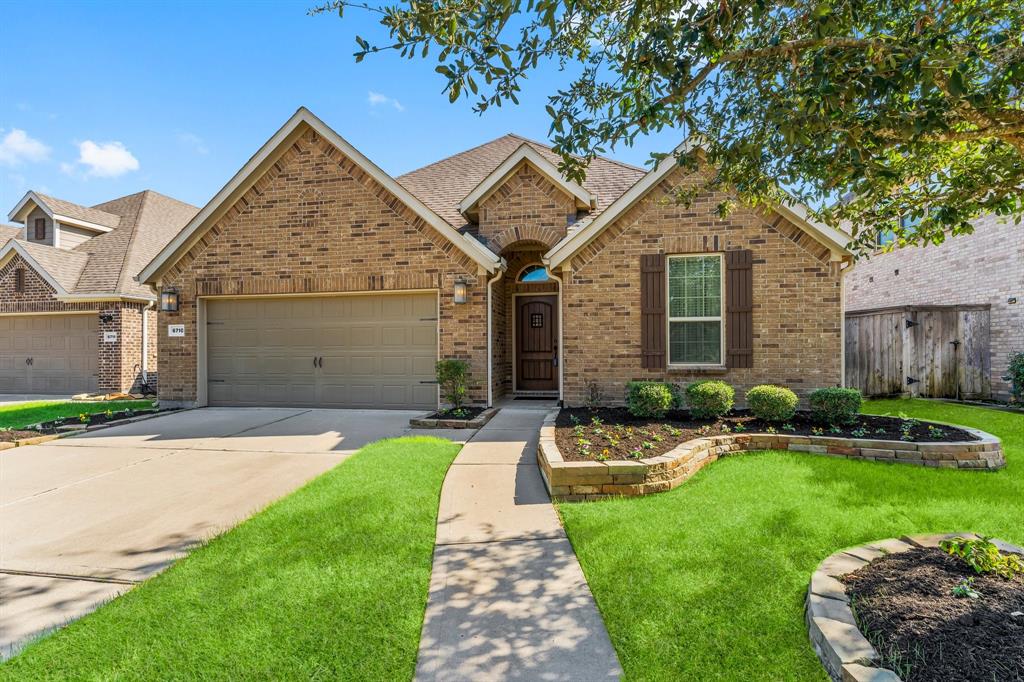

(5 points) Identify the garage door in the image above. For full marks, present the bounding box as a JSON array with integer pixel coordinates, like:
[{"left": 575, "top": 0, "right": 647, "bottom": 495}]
[
  {"left": 206, "top": 294, "right": 438, "bottom": 409},
  {"left": 0, "top": 314, "right": 98, "bottom": 394}
]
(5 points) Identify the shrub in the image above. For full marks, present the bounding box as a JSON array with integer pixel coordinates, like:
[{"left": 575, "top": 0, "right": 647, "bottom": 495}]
[
  {"left": 436, "top": 359, "right": 470, "bottom": 412},
  {"left": 940, "top": 536, "right": 1024, "bottom": 580},
  {"left": 1003, "top": 352, "right": 1024, "bottom": 403},
  {"left": 685, "top": 380, "right": 734, "bottom": 419},
  {"left": 626, "top": 381, "right": 680, "bottom": 418},
  {"left": 808, "top": 387, "right": 863, "bottom": 425},
  {"left": 746, "top": 385, "right": 798, "bottom": 422}
]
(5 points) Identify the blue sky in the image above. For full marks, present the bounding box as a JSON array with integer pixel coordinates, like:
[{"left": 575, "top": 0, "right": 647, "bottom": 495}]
[{"left": 0, "top": 0, "right": 681, "bottom": 214}]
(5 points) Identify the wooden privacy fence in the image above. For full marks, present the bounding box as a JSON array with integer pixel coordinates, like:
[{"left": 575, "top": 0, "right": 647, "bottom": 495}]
[{"left": 845, "top": 305, "right": 991, "bottom": 399}]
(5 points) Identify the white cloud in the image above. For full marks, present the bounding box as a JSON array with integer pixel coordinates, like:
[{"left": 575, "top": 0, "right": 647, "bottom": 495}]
[
  {"left": 0, "top": 129, "right": 51, "bottom": 166},
  {"left": 368, "top": 91, "right": 405, "bottom": 112},
  {"left": 177, "top": 132, "right": 208, "bottom": 155},
  {"left": 76, "top": 140, "right": 139, "bottom": 177}
]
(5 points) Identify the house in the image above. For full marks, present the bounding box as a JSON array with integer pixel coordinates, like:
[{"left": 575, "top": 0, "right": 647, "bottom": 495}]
[
  {"left": 140, "top": 108, "right": 852, "bottom": 410},
  {"left": 1, "top": 191, "right": 198, "bottom": 394},
  {"left": 846, "top": 214, "right": 1023, "bottom": 400}
]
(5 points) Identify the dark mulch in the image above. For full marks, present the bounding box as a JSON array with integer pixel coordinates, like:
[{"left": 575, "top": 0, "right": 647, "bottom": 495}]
[
  {"left": 842, "top": 547, "right": 1024, "bottom": 681},
  {"left": 0, "top": 429, "right": 47, "bottom": 443},
  {"left": 423, "top": 406, "right": 488, "bottom": 422},
  {"left": 27, "top": 409, "right": 161, "bottom": 435},
  {"left": 554, "top": 408, "right": 977, "bottom": 461}
]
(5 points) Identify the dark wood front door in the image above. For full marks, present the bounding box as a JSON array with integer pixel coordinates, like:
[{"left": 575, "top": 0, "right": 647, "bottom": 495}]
[{"left": 516, "top": 295, "right": 558, "bottom": 392}]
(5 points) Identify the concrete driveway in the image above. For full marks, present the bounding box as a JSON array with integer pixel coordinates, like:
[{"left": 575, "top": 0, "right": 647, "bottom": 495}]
[{"left": 0, "top": 407, "right": 444, "bottom": 657}]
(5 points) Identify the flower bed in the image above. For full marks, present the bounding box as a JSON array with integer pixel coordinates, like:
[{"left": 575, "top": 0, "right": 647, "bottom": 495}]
[
  {"left": 555, "top": 408, "right": 978, "bottom": 462},
  {"left": 409, "top": 406, "right": 497, "bottom": 429},
  {"left": 538, "top": 410, "right": 1004, "bottom": 501},
  {"left": 807, "top": 534, "right": 1024, "bottom": 682}
]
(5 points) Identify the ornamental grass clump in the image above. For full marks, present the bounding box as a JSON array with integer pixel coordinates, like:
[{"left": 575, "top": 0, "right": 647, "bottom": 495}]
[
  {"left": 626, "top": 381, "right": 680, "bottom": 418},
  {"left": 808, "top": 387, "right": 863, "bottom": 425},
  {"left": 685, "top": 380, "right": 734, "bottom": 419},
  {"left": 746, "top": 385, "right": 798, "bottom": 422}
]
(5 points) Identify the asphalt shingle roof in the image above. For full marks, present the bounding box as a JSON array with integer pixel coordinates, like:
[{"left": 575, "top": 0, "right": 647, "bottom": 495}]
[
  {"left": 397, "top": 134, "right": 646, "bottom": 231},
  {"left": 33, "top": 193, "right": 122, "bottom": 229}
]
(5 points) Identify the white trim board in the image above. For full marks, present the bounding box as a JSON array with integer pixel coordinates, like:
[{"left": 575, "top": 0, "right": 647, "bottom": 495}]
[
  {"left": 138, "top": 107, "right": 502, "bottom": 285},
  {"left": 458, "top": 143, "right": 595, "bottom": 220},
  {"left": 543, "top": 140, "right": 853, "bottom": 269}
]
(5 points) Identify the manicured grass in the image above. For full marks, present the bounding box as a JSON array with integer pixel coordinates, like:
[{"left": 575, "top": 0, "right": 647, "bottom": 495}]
[
  {"left": 557, "top": 399, "right": 1022, "bottom": 681},
  {"left": 0, "top": 400, "right": 155, "bottom": 430},
  {"left": 0, "top": 437, "right": 460, "bottom": 680}
]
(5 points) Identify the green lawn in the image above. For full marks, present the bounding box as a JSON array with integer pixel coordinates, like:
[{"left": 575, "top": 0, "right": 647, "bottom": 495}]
[
  {"left": 557, "top": 399, "right": 1023, "bottom": 681},
  {"left": 0, "top": 436, "right": 460, "bottom": 680},
  {"left": 0, "top": 400, "right": 156, "bottom": 430}
]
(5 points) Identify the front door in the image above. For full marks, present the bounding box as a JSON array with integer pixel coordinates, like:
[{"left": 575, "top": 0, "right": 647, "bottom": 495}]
[{"left": 516, "top": 295, "right": 558, "bottom": 392}]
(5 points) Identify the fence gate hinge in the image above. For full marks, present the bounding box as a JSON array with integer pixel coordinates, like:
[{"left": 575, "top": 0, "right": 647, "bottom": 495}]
[
  {"left": 906, "top": 376, "right": 919, "bottom": 386},
  {"left": 905, "top": 318, "right": 920, "bottom": 329}
]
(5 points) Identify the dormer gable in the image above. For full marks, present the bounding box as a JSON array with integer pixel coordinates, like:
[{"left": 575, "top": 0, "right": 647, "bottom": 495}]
[{"left": 7, "top": 191, "right": 119, "bottom": 250}]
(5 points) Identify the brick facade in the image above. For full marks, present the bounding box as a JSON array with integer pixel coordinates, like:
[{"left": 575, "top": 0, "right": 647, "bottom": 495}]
[
  {"left": 845, "top": 214, "right": 1024, "bottom": 399},
  {"left": 157, "top": 127, "right": 486, "bottom": 406},
  {"left": 0, "top": 253, "right": 152, "bottom": 393},
  {"left": 477, "top": 164, "right": 575, "bottom": 248},
  {"left": 559, "top": 166, "right": 843, "bottom": 406}
]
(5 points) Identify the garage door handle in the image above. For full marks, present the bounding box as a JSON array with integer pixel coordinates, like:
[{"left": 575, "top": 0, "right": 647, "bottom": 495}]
[
  {"left": 420, "top": 380, "right": 438, "bottom": 384},
  {"left": 318, "top": 357, "right": 324, "bottom": 368}
]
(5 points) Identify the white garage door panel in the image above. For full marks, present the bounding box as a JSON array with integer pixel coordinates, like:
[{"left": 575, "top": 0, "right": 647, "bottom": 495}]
[
  {"left": 207, "top": 293, "right": 437, "bottom": 409},
  {"left": 0, "top": 314, "right": 98, "bottom": 394}
]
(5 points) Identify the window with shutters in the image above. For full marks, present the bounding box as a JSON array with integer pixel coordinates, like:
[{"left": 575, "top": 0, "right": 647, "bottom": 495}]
[{"left": 667, "top": 254, "right": 724, "bottom": 365}]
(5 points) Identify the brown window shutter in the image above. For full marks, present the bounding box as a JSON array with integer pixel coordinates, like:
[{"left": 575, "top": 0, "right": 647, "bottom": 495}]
[
  {"left": 725, "top": 249, "right": 753, "bottom": 368},
  {"left": 640, "top": 253, "right": 666, "bottom": 369}
]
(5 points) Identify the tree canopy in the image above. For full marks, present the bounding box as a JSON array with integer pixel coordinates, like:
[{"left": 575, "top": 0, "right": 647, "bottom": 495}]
[{"left": 312, "top": 0, "right": 1024, "bottom": 254}]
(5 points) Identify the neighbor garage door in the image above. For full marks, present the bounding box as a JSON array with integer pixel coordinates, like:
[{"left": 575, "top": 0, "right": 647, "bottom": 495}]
[
  {"left": 0, "top": 314, "right": 99, "bottom": 394},
  {"left": 206, "top": 294, "right": 438, "bottom": 408}
]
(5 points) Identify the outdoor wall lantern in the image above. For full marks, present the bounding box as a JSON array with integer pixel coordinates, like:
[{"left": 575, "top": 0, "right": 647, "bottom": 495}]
[
  {"left": 160, "top": 288, "right": 180, "bottom": 312},
  {"left": 453, "top": 277, "right": 469, "bottom": 304},
  {"left": 99, "top": 313, "right": 114, "bottom": 324}
]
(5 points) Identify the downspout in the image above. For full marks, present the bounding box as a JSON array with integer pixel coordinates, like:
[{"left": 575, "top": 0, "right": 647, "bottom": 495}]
[
  {"left": 486, "top": 269, "right": 504, "bottom": 407},
  {"left": 141, "top": 301, "right": 153, "bottom": 388},
  {"left": 545, "top": 266, "right": 565, "bottom": 406},
  {"left": 839, "top": 259, "right": 848, "bottom": 388}
]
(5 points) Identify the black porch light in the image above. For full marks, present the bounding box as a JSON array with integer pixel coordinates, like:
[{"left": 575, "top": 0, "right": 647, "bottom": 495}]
[{"left": 160, "top": 288, "right": 180, "bottom": 312}]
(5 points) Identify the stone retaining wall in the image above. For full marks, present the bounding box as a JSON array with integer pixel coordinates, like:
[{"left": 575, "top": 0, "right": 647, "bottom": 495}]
[
  {"left": 806, "top": 533, "right": 1024, "bottom": 681},
  {"left": 537, "top": 410, "right": 1005, "bottom": 501}
]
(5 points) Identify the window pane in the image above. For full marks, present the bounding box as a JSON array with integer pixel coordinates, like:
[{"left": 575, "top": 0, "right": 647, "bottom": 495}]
[
  {"left": 669, "top": 321, "right": 722, "bottom": 364},
  {"left": 668, "top": 256, "right": 721, "bottom": 317}
]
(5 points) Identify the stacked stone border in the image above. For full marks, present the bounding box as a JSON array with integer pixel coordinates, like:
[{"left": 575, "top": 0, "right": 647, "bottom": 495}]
[
  {"left": 806, "top": 533, "right": 1024, "bottom": 682},
  {"left": 410, "top": 407, "right": 499, "bottom": 429},
  {"left": 536, "top": 409, "right": 1005, "bottom": 500},
  {"left": 0, "top": 409, "right": 174, "bottom": 451}
]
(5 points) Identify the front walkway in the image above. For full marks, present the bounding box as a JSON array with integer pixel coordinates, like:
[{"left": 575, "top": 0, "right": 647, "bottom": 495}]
[{"left": 415, "top": 406, "right": 622, "bottom": 680}]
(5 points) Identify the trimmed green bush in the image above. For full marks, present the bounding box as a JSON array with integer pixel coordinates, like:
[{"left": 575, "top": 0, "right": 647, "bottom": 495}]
[
  {"left": 1003, "top": 352, "right": 1024, "bottom": 403},
  {"left": 685, "top": 380, "right": 734, "bottom": 419},
  {"left": 746, "top": 385, "right": 798, "bottom": 422},
  {"left": 436, "top": 359, "right": 470, "bottom": 412},
  {"left": 808, "top": 387, "right": 863, "bottom": 425},
  {"left": 626, "top": 381, "right": 681, "bottom": 418}
]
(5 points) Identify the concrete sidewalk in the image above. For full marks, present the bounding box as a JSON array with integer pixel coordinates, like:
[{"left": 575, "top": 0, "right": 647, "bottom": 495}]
[{"left": 415, "top": 407, "right": 622, "bottom": 681}]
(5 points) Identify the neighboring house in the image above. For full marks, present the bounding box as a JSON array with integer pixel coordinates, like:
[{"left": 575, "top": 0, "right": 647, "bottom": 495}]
[
  {"left": 846, "top": 214, "right": 1023, "bottom": 400},
  {"left": 1, "top": 191, "right": 198, "bottom": 394},
  {"left": 140, "top": 108, "right": 852, "bottom": 410}
]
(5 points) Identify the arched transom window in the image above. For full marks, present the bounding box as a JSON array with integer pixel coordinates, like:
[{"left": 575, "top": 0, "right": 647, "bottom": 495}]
[{"left": 517, "top": 264, "right": 550, "bottom": 282}]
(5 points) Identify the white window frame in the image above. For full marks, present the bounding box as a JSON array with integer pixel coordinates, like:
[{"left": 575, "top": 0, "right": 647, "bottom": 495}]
[{"left": 666, "top": 253, "right": 726, "bottom": 368}]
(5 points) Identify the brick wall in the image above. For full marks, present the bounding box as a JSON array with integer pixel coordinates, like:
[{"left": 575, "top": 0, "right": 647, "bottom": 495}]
[
  {"left": 157, "top": 126, "right": 487, "bottom": 406},
  {"left": 478, "top": 164, "right": 575, "bottom": 249},
  {"left": 845, "top": 214, "right": 1024, "bottom": 399},
  {"left": 0, "top": 253, "right": 149, "bottom": 393},
  {"left": 560, "top": 166, "right": 843, "bottom": 406}
]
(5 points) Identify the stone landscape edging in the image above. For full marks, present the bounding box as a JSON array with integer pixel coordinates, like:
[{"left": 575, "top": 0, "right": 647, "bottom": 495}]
[
  {"left": 410, "top": 407, "right": 499, "bottom": 429},
  {"left": 806, "top": 533, "right": 1024, "bottom": 682},
  {"left": 536, "top": 408, "right": 1005, "bottom": 501},
  {"left": 0, "top": 409, "right": 174, "bottom": 450}
]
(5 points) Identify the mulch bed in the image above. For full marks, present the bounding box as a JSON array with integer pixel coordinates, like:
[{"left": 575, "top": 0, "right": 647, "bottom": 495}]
[
  {"left": 842, "top": 547, "right": 1024, "bottom": 681},
  {"left": 423, "top": 406, "right": 488, "bottom": 422},
  {"left": 0, "top": 429, "right": 47, "bottom": 443},
  {"left": 554, "top": 408, "right": 978, "bottom": 461}
]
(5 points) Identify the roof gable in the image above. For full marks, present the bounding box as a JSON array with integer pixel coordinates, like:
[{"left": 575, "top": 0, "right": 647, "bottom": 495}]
[
  {"left": 8, "top": 191, "right": 120, "bottom": 232},
  {"left": 139, "top": 108, "right": 501, "bottom": 284},
  {"left": 0, "top": 239, "right": 90, "bottom": 295},
  {"left": 544, "top": 142, "right": 853, "bottom": 269},
  {"left": 458, "top": 144, "right": 595, "bottom": 220}
]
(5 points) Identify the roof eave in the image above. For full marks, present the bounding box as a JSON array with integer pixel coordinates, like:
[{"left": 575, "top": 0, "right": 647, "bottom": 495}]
[
  {"left": 139, "top": 108, "right": 501, "bottom": 285},
  {"left": 0, "top": 240, "right": 72, "bottom": 296}
]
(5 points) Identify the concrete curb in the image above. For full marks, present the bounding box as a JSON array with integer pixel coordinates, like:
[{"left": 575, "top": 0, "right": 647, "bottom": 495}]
[
  {"left": 410, "top": 406, "right": 499, "bottom": 430},
  {"left": 2, "top": 409, "right": 176, "bottom": 449},
  {"left": 536, "top": 409, "right": 1005, "bottom": 500},
  {"left": 806, "top": 533, "right": 1024, "bottom": 681}
]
